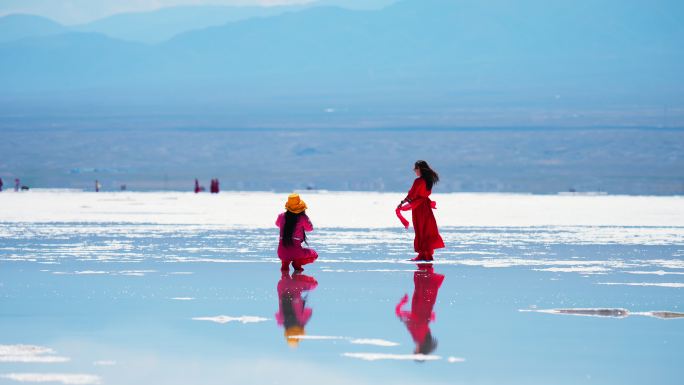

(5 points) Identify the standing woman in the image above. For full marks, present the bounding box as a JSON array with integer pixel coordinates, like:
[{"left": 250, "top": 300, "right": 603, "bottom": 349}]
[{"left": 397, "top": 160, "right": 445, "bottom": 261}]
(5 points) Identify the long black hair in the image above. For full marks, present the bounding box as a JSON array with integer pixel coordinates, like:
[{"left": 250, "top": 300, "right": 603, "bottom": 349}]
[
  {"left": 281, "top": 290, "right": 303, "bottom": 329},
  {"left": 415, "top": 160, "right": 440, "bottom": 190},
  {"left": 282, "top": 210, "right": 306, "bottom": 246},
  {"left": 417, "top": 331, "right": 438, "bottom": 356}
]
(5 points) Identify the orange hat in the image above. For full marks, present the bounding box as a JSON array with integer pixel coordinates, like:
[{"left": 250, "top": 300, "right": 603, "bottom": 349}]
[
  {"left": 285, "top": 193, "right": 307, "bottom": 214},
  {"left": 285, "top": 325, "right": 305, "bottom": 348}
]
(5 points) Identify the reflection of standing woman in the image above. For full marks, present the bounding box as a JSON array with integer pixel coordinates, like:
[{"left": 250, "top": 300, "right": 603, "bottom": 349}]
[
  {"left": 276, "top": 193, "right": 318, "bottom": 272},
  {"left": 397, "top": 160, "right": 445, "bottom": 261},
  {"left": 396, "top": 264, "right": 445, "bottom": 355}
]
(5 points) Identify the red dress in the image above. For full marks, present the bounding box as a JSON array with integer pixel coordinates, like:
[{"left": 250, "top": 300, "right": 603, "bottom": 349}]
[{"left": 405, "top": 178, "right": 445, "bottom": 257}]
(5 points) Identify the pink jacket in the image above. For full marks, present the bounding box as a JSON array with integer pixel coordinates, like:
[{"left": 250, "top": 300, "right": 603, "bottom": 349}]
[{"left": 276, "top": 213, "right": 314, "bottom": 242}]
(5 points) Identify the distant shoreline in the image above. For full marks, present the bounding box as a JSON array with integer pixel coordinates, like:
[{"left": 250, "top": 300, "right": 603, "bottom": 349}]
[
  {"left": 2, "top": 121, "right": 683, "bottom": 132},
  {"left": 7, "top": 188, "right": 678, "bottom": 197}
]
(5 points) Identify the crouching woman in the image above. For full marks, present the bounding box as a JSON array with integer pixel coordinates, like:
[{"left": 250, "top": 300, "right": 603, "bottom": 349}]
[{"left": 276, "top": 193, "right": 318, "bottom": 272}]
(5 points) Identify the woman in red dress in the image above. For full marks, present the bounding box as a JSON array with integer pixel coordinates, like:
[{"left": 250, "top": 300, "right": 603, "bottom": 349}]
[{"left": 397, "top": 160, "right": 445, "bottom": 261}]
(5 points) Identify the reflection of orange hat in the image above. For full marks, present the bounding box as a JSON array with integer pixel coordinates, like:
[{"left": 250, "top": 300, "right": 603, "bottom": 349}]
[
  {"left": 285, "top": 326, "right": 305, "bottom": 348},
  {"left": 285, "top": 193, "right": 307, "bottom": 214}
]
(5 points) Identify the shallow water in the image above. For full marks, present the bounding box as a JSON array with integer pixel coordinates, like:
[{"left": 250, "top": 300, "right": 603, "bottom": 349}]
[{"left": 1, "top": 222, "right": 683, "bottom": 385}]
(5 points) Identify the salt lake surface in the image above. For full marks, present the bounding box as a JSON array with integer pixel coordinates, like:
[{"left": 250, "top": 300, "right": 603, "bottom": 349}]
[{"left": 1, "top": 192, "right": 683, "bottom": 385}]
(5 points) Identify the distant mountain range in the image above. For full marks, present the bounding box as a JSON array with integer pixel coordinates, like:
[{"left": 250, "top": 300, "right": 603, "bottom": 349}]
[
  {"left": 0, "top": 14, "right": 66, "bottom": 43},
  {"left": 0, "top": 0, "right": 396, "bottom": 43},
  {"left": 1, "top": 0, "right": 682, "bottom": 127}
]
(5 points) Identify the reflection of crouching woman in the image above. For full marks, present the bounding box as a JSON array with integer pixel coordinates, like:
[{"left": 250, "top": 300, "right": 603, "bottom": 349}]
[
  {"left": 276, "top": 193, "right": 318, "bottom": 272},
  {"left": 275, "top": 272, "right": 318, "bottom": 348}
]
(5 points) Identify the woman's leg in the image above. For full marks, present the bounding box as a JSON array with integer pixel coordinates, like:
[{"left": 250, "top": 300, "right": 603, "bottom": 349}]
[
  {"left": 411, "top": 250, "right": 434, "bottom": 261},
  {"left": 424, "top": 249, "right": 434, "bottom": 261},
  {"left": 277, "top": 244, "right": 291, "bottom": 271},
  {"left": 293, "top": 248, "right": 318, "bottom": 271}
]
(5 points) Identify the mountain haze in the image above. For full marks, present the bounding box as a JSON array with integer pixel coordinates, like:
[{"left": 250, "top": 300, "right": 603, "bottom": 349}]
[
  {"left": 0, "top": 14, "right": 66, "bottom": 43},
  {"left": 72, "top": 4, "right": 311, "bottom": 43},
  {"left": 0, "top": 1, "right": 397, "bottom": 43},
  {"left": 1, "top": 0, "right": 682, "bottom": 127}
]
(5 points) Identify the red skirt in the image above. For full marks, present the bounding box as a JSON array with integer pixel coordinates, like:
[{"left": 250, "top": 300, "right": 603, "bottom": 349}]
[{"left": 411, "top": 199, "right": 445, "bottom": 254}]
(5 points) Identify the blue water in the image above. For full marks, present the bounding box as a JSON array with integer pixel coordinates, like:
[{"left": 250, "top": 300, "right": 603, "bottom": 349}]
[
  {"left": 2, "top": 127, "right": 683, "bottom": 194},
  {"left": 0, "top": 223, "right": 682, "bottom": 384}
]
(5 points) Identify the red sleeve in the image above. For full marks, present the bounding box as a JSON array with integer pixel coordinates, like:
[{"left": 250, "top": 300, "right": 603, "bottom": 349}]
[
  {"left": 276, "top": 213, "right": 284, "bottom": 228},
  {"left": 301, "top": 214, "right": 314, "bottom": 232}
]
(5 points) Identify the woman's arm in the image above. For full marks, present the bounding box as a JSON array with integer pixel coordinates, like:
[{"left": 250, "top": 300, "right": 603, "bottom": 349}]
[
  {"left": 301, "top": 215, "right": 314, "bottom": 232},
  {"left": 398, "top": 178, "right": 421, "bottom": 207}
]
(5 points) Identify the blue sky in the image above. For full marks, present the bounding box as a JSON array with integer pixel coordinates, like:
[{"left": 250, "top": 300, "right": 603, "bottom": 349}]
[{"left": 0, "top": 0, "right": 395, "bottom": 24}]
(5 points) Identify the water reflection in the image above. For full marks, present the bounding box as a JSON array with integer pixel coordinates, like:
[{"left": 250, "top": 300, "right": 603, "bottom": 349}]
[
  {"left": 396, "top": 263, "right": 445, "bottom": 355},
  {"left": 275, "top": 271, "right": 318, "bottom": 347}
]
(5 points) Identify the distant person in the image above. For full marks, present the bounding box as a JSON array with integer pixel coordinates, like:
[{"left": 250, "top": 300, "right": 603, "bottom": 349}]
[
  {"left": 194, "top": 179, "right": 201, "bottom": 193},
  {"left": 396, "top": 160, "right": 444, "bottom": 261},
  {"left": 95, "top": 180, "right": 101, "bottom": 192},
  {"left": 275, "top": 271, "right": 318, "bottom": 348},
  {"left": 120, "top": 184, "right": 127, "bottom": 191},
  {"left": 14, "top": 178, "right": 19, "bottom": 192},
  {"left": 396, "top": 264, "right": 445, "bottom": 356},
  {"left": 0, "top": 177, "right": 3, "bottom": 191},
  {"left": 276, "top": 194, "right": 318, "bottom": 272},
  {"left": 209, "top": 178, "right": 220, "bottom": 194}
]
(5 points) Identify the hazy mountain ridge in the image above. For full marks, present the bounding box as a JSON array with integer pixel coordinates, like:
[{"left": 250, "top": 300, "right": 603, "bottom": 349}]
[
  {"left": 0, "top": 0, "right": 682, "bottom": 126},
  {"left": 0, "top": 13, "right": 67, "bottom": 43},
  {"left": 71, "top": 4, "right": 311, "bottom": 43},
  {"left": 0, "top": 0, "right": 398, "bottom": 44}
]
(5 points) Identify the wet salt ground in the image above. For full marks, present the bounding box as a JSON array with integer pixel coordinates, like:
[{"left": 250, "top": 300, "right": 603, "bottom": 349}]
[{"left": 0, "top": 223, "right": 683, "bottom": 385}]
